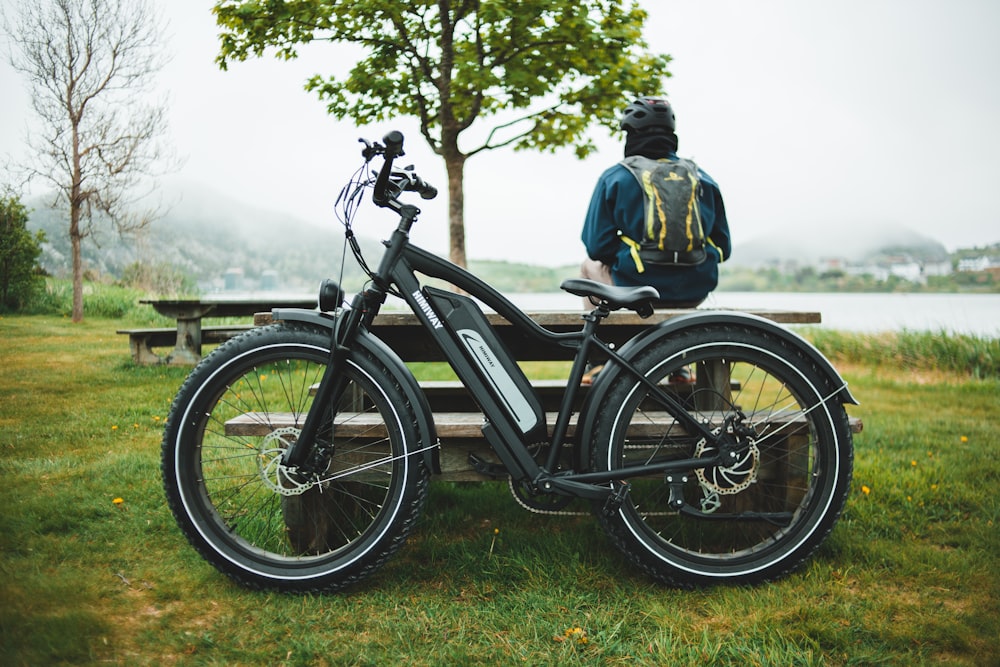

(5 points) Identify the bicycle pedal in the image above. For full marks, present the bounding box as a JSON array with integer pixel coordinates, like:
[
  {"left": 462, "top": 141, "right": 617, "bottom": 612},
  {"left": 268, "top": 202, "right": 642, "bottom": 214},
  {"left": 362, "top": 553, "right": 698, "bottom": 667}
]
[{"left": 602, "top": 481, "right": 631, "bottom": 516}]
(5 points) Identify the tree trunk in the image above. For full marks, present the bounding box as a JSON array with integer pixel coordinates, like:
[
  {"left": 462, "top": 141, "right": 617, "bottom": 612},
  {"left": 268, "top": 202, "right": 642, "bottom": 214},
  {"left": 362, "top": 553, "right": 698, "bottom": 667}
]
[
  {"left": 69, "top": 189, "right": 83, "bottom": 322},
  {"left": 71, "top": 123, "right": 84, "bottom": 323},
  {"left": 70, "top": 224, "right": 83, "bottom": 322},
  {"left": 444, "top": 151, "right": 467, "bottom": 269}
]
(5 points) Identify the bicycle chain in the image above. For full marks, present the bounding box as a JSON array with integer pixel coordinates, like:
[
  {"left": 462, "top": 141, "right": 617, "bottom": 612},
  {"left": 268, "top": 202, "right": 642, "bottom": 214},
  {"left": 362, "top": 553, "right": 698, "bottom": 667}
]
[
  {"left": 507, "top": 477, "right": 589, "bottom": 516},
  {"left": 506, "top": 434, "right": 757, "bottom": 517}
]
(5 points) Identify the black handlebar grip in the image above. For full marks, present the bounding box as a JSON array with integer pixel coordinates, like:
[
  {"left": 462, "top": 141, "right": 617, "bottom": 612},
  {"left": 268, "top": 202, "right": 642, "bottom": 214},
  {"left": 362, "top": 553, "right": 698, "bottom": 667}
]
[
  {"left": 372, "top": 131, "right": 404, "bottom": 206},
  {"left": 382, "top": 131, "right": 404, "bottom": 159},
  {"left": 419, "top": 182, "right": 438, "bottom": 200}
]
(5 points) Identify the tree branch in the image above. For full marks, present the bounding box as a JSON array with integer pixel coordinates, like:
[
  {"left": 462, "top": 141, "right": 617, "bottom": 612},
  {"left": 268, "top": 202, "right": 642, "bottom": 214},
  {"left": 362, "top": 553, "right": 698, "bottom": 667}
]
[{"left": 464, "top": 103, "right": 564, "bottom": 157}]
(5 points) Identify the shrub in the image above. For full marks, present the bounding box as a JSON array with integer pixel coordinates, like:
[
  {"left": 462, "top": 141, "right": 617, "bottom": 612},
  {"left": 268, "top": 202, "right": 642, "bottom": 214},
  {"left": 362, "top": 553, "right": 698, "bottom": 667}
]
[{"left": 0, "top": 194, "right": 46, "bottom": 311}]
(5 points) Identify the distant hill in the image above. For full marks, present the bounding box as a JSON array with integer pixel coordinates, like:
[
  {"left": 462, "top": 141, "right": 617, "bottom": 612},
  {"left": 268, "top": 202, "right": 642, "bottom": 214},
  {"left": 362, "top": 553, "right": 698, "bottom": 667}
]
[
  {"left": 27, "top": 184, "right": 959, "bottom": 295},
  {"left": 728, "top": 223, "right": 949, "bottom": 267},
  {"left": 26, "top": 183, "right": 379, "bottom": 293}
]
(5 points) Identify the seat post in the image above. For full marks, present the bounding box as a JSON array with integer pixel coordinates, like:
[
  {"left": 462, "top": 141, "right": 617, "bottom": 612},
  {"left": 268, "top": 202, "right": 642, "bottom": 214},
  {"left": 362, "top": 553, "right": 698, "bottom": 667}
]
[
  {"left": 545, "top": 305, "right": 609, "bottom": 472},
  {"left": 583, "top": 302, "right": 611, "bottom": 328}
]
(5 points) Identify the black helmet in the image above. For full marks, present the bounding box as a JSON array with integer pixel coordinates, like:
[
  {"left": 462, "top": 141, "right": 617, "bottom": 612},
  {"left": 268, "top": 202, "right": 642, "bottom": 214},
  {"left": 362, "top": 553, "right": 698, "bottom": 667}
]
[{"left": 620, "top": 97, "right": 676, "bottom": 133}]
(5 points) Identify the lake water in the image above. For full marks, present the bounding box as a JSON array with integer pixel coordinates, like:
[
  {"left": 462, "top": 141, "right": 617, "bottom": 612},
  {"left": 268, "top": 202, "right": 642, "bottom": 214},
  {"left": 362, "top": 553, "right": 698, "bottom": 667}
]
[{"left": 500, "top": 291, "right": 1000, "bottom": 337}]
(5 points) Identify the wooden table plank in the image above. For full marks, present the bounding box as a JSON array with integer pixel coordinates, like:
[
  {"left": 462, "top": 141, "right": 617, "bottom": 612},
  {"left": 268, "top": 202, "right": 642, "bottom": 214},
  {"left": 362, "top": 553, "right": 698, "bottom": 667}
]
[{"left": 260, "top": 308, "right": 822, "bottom": 362}]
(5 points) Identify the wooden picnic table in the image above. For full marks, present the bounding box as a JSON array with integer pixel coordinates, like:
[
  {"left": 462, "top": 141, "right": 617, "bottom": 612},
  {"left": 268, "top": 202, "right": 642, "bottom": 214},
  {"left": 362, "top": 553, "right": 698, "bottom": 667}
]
[
  {"left": 249, "top": 306, "right": 855, "bottom": 480},
  {"left": 362, "top": 307, "right": 822, "bottom": 362},
  {"left": 128, "top": 296, "right": 316, "bottom": 364}
]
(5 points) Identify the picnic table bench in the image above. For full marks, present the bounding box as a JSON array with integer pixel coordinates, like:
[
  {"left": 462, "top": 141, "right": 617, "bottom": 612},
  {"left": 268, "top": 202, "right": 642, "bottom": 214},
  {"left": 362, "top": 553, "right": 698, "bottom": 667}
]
[{"left": 235, "top": 307, "right": 861, "bottom": 480}]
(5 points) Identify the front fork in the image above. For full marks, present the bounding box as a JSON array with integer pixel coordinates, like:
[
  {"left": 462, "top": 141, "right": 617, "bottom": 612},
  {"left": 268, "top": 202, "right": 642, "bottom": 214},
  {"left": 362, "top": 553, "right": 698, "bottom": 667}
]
[
  {"left": 283, "top": 209, "right": 412, "bottom": 472},
  {"left": 280, "top": 291, "right": 378, "bottom": 472}
]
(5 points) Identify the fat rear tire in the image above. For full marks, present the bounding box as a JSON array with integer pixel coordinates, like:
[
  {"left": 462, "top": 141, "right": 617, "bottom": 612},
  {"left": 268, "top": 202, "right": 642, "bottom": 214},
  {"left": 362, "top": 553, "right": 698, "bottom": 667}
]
[{"left": 591, "top": 324, "right": 853, "bottom": 587}]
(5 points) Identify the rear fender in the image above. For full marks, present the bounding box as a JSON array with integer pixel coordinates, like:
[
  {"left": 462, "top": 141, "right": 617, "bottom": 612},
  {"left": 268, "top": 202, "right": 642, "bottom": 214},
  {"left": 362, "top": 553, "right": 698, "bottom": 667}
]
[
  {"left": 576, "top": 310, "right": 857, "bottom": 462},
  {"left": 271, "top": 308, "right": 441, "bottom": 474}
]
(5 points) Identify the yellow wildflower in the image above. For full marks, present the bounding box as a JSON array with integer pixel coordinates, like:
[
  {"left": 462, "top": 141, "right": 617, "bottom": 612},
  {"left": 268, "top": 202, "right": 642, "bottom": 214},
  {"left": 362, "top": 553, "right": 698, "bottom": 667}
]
[
  {"left": 112, "top": 497, "right": 124, "bottom": 505},
  {"left": 560, "top": 627, "right": 589, "bottom": 645},
  {"left": 488, "top": 527, "right": 500, "bottom": 557},
  {"left": 861, "top": 485, "right": 871, "bottom": 495}
]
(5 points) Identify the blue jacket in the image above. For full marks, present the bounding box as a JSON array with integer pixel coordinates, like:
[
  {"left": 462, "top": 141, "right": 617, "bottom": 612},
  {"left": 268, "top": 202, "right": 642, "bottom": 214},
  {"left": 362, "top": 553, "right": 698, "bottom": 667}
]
[{"left": 582, "top": 153, "right": 731, "bottom": 304}]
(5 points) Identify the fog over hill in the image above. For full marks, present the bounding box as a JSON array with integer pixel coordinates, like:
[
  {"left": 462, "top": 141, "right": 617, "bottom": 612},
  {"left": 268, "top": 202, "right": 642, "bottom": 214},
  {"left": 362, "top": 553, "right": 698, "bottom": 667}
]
[
  {"left": 28, "top": 183, "right": 950, "bottom": 289},
  {"left": 728, "top": 223, "right": 950, "bottom": 267},
  {"left": 27, "top": 182, "right": 382, "bottom": 292}
]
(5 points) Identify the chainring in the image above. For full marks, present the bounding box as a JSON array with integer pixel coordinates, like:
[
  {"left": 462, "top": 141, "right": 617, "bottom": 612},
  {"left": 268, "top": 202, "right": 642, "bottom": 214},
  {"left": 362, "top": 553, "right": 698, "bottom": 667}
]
[
  {"left": 508, "top": 477, "right": 576, "bottom": 512},
  {"left": 506, "top": 443, "right": 579, "bottom": 514}
]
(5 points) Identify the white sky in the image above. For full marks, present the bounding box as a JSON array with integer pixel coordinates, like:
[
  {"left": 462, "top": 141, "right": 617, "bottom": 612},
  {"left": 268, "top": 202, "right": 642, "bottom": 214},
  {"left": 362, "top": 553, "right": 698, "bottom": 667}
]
[{"left": 2, "top": 0, "right": 999, "bottom": 266}]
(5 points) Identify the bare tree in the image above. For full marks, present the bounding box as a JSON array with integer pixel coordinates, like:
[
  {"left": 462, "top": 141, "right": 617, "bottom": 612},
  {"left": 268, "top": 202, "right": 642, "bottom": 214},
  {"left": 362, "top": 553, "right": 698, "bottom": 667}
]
[{"left": 4, "top": 0, "right": 173, "bottom": 321}]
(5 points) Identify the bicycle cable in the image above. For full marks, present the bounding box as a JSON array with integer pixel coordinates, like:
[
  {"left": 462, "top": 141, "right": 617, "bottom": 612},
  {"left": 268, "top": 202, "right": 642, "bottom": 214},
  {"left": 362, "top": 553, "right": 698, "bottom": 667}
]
[
  {"left": 334, "top": 161, "right": 377, "bottom": 282},
  {"left": 333, "top": 157, "right": 405, "bottom": 300}
]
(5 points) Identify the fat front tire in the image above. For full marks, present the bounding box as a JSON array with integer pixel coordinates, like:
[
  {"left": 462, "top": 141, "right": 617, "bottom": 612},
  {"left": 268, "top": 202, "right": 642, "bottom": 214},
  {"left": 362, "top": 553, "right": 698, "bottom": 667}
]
[
  {"left": 161, "top": 323, "right": 429, "bottom": 592},
  {"left": 592, "top": 324, "right": 853, "bottom": 587}
]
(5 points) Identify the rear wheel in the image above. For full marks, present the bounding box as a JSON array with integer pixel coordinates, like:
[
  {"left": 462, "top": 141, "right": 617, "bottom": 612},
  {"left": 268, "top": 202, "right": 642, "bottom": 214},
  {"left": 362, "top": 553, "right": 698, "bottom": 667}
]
[
  {"left": 162, "top": 323, "right": 429, "bottom": 592},
  {"left": 592, "top": 324, "right": 853, "bottom": 586}
]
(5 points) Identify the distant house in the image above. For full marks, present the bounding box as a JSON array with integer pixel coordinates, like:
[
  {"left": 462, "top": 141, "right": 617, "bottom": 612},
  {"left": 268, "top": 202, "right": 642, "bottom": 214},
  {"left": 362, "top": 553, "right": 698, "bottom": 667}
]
[
  {"left": 922, "top": 261, "right": 952, "bottom": 277},
  {"left": 224, "top": 267, "right": 245, "bottom": 291},
  {"left": 889, "top": 262, "right": 924, "bottom": 282},
  {"left": 958, "top": 257, "right": 994, "bottom": 272}
]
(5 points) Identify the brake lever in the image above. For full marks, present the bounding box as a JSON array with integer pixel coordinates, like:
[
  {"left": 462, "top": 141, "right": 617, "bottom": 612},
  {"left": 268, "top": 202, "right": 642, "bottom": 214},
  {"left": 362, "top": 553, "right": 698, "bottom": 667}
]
[
  {"left": 359, "top": 137, "right": 382, "bottom": 162},
  {"left": 396, "top": 165, "right": 438, "bottom": 200}
]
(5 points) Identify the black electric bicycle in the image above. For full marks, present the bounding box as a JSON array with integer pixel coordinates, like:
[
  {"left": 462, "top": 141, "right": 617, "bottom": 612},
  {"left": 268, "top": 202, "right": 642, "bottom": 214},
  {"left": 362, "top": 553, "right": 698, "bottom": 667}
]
[{"left": 162, "top": 132, "right": 857, "bottom": 593}]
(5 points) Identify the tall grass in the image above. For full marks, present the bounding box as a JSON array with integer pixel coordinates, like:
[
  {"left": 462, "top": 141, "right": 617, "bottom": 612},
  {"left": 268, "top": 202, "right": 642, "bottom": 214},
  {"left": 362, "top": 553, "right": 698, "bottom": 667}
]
[
  {"left": 806, "top": 327, "right": 1000, "bottom": 378},
  {"left": 18, "top": 278, "right": 175, "bottom": 323},
  {"left": 1, "top": 313, "right": 998, "bottom": 665}
]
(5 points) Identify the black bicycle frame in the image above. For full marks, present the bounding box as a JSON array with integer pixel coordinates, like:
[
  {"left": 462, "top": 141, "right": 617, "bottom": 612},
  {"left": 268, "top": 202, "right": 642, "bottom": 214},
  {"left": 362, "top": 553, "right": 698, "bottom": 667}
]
[{"left": 284, "top": 204, "right": 729, "bottom": 499}]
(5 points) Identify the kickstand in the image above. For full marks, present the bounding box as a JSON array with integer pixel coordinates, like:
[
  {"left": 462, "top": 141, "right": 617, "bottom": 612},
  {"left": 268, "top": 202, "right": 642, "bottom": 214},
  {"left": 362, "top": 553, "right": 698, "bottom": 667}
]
[{"left": 666, "top": 474, "right": 689, "bottom": 510}]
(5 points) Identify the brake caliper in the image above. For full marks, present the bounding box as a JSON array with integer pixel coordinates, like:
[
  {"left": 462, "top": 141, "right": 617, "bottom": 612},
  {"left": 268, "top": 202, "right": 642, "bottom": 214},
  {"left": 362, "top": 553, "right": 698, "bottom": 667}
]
[{"left": 694, "top": 411, "right": 760, "bottom": 505}]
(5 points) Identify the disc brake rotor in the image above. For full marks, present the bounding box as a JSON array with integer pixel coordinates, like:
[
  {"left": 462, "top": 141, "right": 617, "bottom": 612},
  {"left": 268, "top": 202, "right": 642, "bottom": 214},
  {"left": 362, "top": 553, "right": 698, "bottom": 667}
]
[
  {"left": 257, "top": 426, "right": 317, "bottom": 496},
  {"left": 694, "top": 436, "right": 760, "bottom": 495}
]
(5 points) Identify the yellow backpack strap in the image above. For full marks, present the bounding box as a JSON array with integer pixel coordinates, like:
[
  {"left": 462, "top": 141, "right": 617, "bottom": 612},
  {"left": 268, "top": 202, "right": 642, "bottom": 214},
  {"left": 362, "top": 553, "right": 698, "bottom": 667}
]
[
  {"left": 707, "top": 236, "right": 725, "bottom": 262},
  {"left": 620, "top": 235, "right": 646, "bottom": 273}
]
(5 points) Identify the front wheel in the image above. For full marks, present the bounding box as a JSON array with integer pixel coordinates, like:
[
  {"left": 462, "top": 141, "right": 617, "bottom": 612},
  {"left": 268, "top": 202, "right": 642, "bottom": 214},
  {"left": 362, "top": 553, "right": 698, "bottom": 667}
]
[
  {"left": 591, "top": 324, "right": 853, "bottom": 587},
  {"left": 161, "top": 322, "right": 429, "bottom": 592}
]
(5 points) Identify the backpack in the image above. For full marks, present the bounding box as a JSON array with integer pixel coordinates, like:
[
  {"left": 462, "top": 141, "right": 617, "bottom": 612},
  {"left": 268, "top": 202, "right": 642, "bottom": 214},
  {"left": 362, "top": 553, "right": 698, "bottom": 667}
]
[{"left": 618, "top": 155, "right": 707, "bottom": 271}]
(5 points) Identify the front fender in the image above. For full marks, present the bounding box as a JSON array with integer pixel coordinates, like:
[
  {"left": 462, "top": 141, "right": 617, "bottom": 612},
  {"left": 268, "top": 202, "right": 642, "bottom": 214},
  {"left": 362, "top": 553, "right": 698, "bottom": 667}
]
[
  {"left": 271, "top": 308, "right": 441, "bottom": 475},
  {"left": 576, "top": 310, "right": 857, "bottom": 464}
]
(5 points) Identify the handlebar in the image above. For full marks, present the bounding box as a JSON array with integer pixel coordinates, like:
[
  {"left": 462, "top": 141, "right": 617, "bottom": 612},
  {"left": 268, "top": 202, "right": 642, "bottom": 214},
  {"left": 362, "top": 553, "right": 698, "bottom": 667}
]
[{"left": 367, "top": 131, "right": 437, "bottom": 208}]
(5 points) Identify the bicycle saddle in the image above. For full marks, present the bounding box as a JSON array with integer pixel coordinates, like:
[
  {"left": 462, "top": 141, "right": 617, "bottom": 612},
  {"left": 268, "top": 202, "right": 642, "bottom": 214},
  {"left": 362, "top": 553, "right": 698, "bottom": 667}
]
[{"left": 560, "top": 279, "right": 659, "bottom": 316}]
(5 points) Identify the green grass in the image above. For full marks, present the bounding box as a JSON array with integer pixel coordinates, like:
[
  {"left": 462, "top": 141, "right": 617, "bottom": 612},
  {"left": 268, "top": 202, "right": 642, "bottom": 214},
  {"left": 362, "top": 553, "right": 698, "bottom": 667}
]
[{"left": 1, "top": 314, "right": 998, "bottom": 666}]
